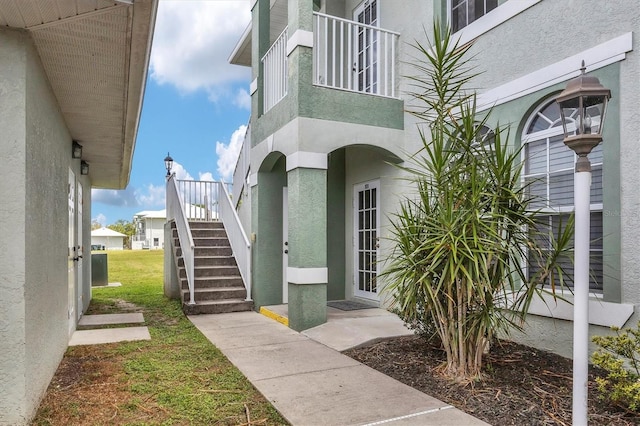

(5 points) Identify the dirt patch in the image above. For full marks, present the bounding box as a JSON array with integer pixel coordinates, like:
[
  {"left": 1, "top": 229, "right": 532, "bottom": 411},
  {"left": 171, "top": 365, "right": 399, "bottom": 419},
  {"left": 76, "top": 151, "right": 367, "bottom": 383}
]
[
  {"left": 34, "top": 345, "right": 146, "bottom": 426},
  {"left": 344, "top": 336, "right": 640, "bottom": 426}
]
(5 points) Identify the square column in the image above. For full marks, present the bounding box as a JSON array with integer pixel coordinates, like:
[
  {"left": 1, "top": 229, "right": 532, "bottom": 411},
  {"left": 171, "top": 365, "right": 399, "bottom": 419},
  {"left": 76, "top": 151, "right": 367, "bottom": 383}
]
[{"left": 286, "top": 152, "right": 328, "bottom": 331}]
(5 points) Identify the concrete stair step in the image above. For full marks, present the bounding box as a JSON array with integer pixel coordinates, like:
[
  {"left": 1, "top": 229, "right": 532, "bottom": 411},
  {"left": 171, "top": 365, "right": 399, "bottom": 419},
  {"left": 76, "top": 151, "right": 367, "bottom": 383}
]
[
  {"left": 181, "top": 276, "right": 244, "bottom": 289},
  {"left": 183, "top": 299, "right": 254, "bottom": 315},
  {"left": 179, "top": 256, "right": 237, "bottom": 267},
  {"left": 178, "top": 265, "right": 240, "bottom": 278},
  {"left": 193, "top": 237, "right": 230, "bottom": 247},
  {"left": 182, "top": 286, "right": 247, "bottom": 302},
  {"left": 188, "top": 221, "right": 224, "bottom": 229},
  {"left": 173, "top": 228, "right": 227, "bottom": 239},
  {"left": 177, "top": 246, "right": 233, "bottom": 257}
]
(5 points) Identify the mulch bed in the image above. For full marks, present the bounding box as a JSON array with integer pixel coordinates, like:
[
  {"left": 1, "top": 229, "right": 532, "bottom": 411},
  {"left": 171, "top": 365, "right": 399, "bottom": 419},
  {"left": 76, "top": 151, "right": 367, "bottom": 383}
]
[{"left": 344, "top": 336, "right": 640, "bottom": 425}]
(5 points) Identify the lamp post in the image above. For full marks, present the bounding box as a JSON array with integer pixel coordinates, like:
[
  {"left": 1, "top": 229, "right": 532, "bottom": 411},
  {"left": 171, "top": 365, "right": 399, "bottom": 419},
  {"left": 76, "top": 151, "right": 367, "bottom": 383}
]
[
  {"left": 556, "top": 61, "right": 610, "bottom": 426},
  {"left": 164, "top": 152, "right": 174, "bottom": 178}
]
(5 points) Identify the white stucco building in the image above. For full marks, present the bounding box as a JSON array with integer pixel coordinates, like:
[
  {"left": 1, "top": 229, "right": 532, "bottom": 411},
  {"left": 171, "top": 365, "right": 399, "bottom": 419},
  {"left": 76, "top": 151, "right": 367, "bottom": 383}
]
[
  {"left": 91, "top": 227, "right": 127, "bottom": 251},
  {"left": 0, "top": 1, "right": 157, "bottom": 424},
  {"left": 132, "top": 209, "right": 166, "bottom": 250}
]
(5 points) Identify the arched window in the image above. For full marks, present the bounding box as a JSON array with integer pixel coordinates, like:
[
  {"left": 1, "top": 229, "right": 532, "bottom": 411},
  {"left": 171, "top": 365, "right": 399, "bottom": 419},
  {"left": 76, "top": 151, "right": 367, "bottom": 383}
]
[{"left": 522, "top": 98, "right": 603, "bottom": 290}]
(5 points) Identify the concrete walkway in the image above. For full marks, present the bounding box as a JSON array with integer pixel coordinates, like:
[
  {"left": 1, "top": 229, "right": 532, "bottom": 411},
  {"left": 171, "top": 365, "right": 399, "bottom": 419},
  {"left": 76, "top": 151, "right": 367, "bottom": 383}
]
[
  {"left": 69, "top": 313, "right": 150, "bottom": 346},
  {"left": 189, "top": 311, "right": 489, "bottom": 426}
]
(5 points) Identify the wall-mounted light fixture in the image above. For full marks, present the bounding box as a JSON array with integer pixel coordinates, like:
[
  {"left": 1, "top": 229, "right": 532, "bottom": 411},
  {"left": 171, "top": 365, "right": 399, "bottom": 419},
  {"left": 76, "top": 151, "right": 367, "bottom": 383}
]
[
  {"left": 72, "top": 141, "right": 83, "bottom": 159},
  {"left": 80, "top": 161, "right": 89, "bottom": 175}
]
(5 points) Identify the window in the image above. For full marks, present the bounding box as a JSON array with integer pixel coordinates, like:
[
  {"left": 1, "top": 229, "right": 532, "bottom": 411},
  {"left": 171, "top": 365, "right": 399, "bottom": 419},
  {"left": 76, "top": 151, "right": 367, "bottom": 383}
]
[
  {"left": 522, "top": 98, "right": 603, "bottom": 290},
  {"left": 154, "top": 238, "right": 159, "bottom": 247},
  {"left": 451, "top": 0, "right": 499, "bottom": 33}
]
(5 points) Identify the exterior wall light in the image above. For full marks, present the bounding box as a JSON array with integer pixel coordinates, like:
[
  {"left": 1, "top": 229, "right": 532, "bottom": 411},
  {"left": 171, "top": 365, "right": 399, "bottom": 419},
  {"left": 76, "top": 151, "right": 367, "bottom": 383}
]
[
  {"left": 556, "top": 60, "right": 610, "bottom": 426},
  {"left": 164, "top": 152, "right": 174, "bottom": 177},
  {"left": 72, "top": 141, "right": 83, "bottom": 159},
  {"left": 80, "top": 161, "right": 89, "bottom": 175}
]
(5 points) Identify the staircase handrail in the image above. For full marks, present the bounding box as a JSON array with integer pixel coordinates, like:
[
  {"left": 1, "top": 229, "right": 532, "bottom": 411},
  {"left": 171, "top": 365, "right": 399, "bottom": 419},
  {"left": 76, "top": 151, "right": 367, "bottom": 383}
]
[
  {"left": 218, "top": 181, "right": 252, "bottom": 301},
  {"left": 167, "top": 174, "right": 195, "bottom": 305}
]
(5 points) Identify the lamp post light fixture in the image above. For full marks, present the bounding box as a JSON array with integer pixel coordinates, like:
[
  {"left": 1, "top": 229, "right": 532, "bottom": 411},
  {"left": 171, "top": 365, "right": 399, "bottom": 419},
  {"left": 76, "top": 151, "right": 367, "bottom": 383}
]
[
  {"left": 556, "top": 60, "right": 610, "bottom": 426},
  {"left": 164, "top": 152, "right": 174, "bottom": 178}
]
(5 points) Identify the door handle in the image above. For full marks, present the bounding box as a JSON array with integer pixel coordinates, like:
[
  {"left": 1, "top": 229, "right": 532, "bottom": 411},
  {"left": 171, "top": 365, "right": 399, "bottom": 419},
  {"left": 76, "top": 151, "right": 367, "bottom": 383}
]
[
  {"left": 73, "top": 255, "right": 83, "bottom": 261},
  {"left": 284, "top": 250, "right": 288, "bottom": 254}
]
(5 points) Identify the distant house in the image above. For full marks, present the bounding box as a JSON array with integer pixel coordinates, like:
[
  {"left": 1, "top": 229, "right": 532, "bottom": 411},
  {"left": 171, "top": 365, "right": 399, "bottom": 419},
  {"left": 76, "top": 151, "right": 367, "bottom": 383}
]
[
  {"left": 132, "top": 209, "right": 166, "bottom": 250},
  {"left": 91, "top": 227, "right": 127, "bottom": 251},
  {"left": 0, "top": 1, "right": 157, "bottom": 424}
]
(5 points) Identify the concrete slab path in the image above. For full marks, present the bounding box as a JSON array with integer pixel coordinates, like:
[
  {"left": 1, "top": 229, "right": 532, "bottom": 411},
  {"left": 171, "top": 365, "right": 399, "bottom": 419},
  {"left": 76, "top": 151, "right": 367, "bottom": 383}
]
[
  {"left": 189, "top": 312, "right": 489, "bottom": 426},
  {"left": 78, "top": 313, "right": 144, "bottom": 326},
  {"left": 69, "top": 326, "right": 151, "bottom": 346}
]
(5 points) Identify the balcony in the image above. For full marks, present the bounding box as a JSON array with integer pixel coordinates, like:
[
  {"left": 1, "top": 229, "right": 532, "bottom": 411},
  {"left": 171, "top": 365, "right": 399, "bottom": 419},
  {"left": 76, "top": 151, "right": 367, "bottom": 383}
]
[
  {"left": 313, "top": 12, "right": 398, "bottom": 98},
  {"left": 260, "top": 12, "right": 399, "bottom": 113}
]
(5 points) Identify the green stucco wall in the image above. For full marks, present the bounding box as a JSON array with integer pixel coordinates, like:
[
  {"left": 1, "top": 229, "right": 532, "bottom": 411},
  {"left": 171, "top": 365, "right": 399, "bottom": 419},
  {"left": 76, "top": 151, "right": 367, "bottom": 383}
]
[
  {"left": 287, "top": 168, "right": 327, "bottom": 268},
  {"left": 327, "top": 149, "right": 346, "bottom": 301},
  {"left": 251, "top": 155, "right": 287, "bottom": 307}
]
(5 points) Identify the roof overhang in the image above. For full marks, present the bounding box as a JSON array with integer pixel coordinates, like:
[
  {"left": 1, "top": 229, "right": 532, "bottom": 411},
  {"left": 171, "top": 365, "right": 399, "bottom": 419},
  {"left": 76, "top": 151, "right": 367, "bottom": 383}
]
[
  {"left": 229, "top": 0, "right": 288, "bottom": 67},
  {"left": 0, "top": 0, "right": 158, "bottom": 189}
]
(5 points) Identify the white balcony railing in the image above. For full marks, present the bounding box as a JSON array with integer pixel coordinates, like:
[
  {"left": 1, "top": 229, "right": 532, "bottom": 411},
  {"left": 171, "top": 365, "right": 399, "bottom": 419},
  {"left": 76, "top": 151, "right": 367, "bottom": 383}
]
[
  {"left": 232, "top": 124, "right": 251, "bottom": 208},
  {"left": 313, "top": 12, "right": 399, "bottom": 98},
  {"left": 262, "top": 27, "right": 289, "bottom": 112}
]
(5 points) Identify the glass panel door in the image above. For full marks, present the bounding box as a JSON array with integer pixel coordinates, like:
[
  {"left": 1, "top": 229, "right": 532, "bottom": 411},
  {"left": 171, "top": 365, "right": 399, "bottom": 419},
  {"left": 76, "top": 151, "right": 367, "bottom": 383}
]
[
  {"left": 354, "top": 180, "right": 380, "bottom": 299},
  {"left": 353, "top": 0, "right": 378, "bottom": 94}
]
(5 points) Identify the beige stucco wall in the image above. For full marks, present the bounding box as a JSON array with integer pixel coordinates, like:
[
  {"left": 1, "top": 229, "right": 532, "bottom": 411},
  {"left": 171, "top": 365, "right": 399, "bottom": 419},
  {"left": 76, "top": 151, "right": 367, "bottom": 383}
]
[
  {"left": 0, "top": 27, "right": 30, "bottom": 426},
  {"left": 0, "top": 27, "right": 91, "bottom": 425}
]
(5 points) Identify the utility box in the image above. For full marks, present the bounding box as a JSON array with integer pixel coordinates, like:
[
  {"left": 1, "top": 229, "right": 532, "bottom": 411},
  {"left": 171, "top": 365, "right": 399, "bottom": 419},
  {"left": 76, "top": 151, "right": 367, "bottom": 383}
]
[{"left": 91, "top": 253, "right": 108, "bottom": 286}]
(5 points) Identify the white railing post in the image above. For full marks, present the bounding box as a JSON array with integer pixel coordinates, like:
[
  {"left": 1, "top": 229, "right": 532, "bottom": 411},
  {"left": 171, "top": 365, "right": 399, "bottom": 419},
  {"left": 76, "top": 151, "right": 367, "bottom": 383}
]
[
  {"left": 262, "top": 27, "right": 289, "bottom": 112},
  {"left": 312, "top": 12, "right": 399, "bottom": 98}
]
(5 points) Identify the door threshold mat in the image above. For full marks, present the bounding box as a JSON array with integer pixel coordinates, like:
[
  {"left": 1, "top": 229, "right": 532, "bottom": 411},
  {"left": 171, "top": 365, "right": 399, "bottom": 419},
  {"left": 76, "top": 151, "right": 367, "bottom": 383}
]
[{"left": 327, "top": 300, "right": 376, "bottom": 311}]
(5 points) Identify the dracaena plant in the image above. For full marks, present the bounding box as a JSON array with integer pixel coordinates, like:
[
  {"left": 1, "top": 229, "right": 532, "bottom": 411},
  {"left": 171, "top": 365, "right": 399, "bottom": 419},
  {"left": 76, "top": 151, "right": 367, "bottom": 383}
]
[{"left": 383, "top": 23, "right": 574, "bottom": 381}]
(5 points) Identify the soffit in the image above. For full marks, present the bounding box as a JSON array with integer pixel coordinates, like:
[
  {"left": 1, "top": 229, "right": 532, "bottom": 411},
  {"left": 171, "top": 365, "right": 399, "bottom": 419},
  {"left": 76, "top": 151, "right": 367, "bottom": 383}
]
[
  {"left": 229, "top": 0, "right": 287, "bottom": 67},
  {"left": 0, "top": 0, "right": 157, "bottom": 189}
]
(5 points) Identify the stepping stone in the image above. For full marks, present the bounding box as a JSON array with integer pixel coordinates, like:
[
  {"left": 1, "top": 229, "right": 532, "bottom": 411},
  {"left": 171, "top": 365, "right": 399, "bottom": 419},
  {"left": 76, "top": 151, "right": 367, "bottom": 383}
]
[
  {"left": 69, "top": 327, "right": 151, "bottom": 346},
  {"left": 79, "top": 313, "right": 144, "bottom": 326}
]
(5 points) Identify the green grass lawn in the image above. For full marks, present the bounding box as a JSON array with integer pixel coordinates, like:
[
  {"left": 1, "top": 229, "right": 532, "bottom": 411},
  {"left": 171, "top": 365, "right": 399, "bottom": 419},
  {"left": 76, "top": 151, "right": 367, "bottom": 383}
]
[{"left": 34, "top": 250, "right": 287, "bottom": 425}]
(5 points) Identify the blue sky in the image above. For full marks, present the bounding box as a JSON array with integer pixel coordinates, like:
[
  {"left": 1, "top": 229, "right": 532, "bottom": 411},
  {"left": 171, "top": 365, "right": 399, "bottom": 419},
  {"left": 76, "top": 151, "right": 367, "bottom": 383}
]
[{"left": 92, "top": 0, "right": 252, "bottom": 226}]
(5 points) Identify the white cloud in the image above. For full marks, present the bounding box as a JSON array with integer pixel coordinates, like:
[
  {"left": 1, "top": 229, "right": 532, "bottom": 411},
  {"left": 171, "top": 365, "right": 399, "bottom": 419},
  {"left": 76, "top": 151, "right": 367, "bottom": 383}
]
[
  {"left": 198, "top": 172, "right": 215, "bottom": 182},
  {"left": 92, "top": 187, "right": 139, "bottom": 207},
  {"left": 150, "top": 0, "right": 252, "bottom": 100},
  {"left": 137, "top": 184, "right": 166, "bottom": 207},
  {"left": 233, "top": 88, "right": 251, "bottom": 110},
  {"left": 216, "top": 124, "right": 247, "bottom": 181},
  {"left": 93, "top": 213, "right": 107, "bottom": 226},
  {"left": 170, "top": 161, "right": 194, "bottom": 181}
]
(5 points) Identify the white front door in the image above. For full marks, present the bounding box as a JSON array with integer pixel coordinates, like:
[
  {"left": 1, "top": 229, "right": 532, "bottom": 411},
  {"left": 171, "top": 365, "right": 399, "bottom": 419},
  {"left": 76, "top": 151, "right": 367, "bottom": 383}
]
[
  {"left": 76, "top": 182, "right": 83, "bottom": 319},
  {"left": 353, "top": 0, "right": 379, "bottom": 94},
  {"left": 353, "top": 180, "right": 380, "bottom": 300},
  {"left": 282, "top": 187, "right": 289, "bottom": 303},
  {"left": 68, "top": 170, "right": 76, "bottom": 335}
]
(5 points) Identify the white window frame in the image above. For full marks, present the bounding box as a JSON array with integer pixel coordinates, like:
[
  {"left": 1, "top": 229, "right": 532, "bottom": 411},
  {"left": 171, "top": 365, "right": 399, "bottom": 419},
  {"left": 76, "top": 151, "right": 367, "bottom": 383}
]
[
  {"left": 521, "top": 97, "right": 603, "bottom": 292},
  {"left": 448, "top": 0, "right": 541, "bottom": 45}
]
